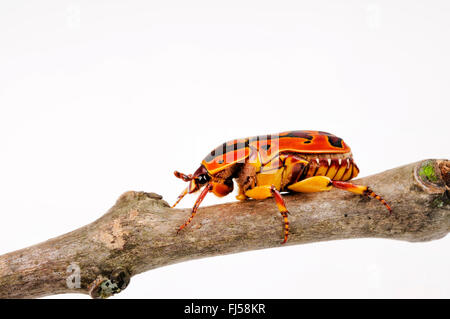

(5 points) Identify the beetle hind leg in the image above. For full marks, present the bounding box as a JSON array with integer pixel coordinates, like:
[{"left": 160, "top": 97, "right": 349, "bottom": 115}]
[
  {"left": 288, "top": 176, "right": 392, "bottom": 213},
  {"left": 287, "top": 176, "right": 333, "bottom": 193},
  {"left": 331, "top": 180, "right": 392, "bottom": 213}
]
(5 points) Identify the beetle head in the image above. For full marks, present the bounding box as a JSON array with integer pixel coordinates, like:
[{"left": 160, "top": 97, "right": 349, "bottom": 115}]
[
  {"left": 172, "top": 165, "right": 211, "bottom": 208},
  {"left": 174, "top": 165, "right": 210, "bottom": 193}
]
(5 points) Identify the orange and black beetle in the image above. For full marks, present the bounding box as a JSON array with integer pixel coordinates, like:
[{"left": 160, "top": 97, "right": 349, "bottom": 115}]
[{"left": 172, "top": 130, "right": 391, "bottom": 243}]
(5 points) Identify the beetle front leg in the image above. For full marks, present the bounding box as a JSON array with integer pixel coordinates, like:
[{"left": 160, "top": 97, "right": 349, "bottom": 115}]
[
  {"left": 177, "top": 183, "right": 212, "bottom": 233},
  {"left": 172, "top": 187, "right": 188, "bottom": 208}
]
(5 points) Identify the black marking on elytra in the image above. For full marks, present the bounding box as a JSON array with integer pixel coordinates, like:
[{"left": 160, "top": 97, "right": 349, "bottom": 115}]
[
  {"left": 281, "top": 131, "right": 313, "bottom": 140},
  {"left": 247, "top": 131, "right": 313, "bottom": 143},
  {"left": 204, "top": 139, "right": 250, "bottom": 163},
  {"left": 327, "top": 135, "right": 343, "bottom": 148},
  {"left": 204, "top": 131, "right": 333, "bottom": 163}
]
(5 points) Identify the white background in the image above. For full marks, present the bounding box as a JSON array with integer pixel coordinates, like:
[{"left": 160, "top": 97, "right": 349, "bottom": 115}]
[{"left": 0, "top": 1, "right": 449, "bottom": 298}]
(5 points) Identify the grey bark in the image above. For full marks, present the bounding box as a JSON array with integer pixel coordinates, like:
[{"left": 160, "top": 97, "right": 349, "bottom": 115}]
[{"left": 0, "top": 159, "right": 448, "bottom": 299}]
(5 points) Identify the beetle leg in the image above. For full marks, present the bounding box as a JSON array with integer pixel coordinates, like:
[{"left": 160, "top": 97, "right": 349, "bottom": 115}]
[
  {"left": 287, "top": 176, "right": 333, "bottom": 193},
  {"left": 270, "top": 186, "right": 290, "bottom": 244},
  {"left": 331, "top": 180, "right": 392, "bottom": 213},
  {"left": 288, "top": 176, "right": 391, "bottom": 213},
  {"left": 177, "top": 183, "right": 212, "bottom": 234},
  {"left": 244, "top": 185, "right": 290, "bottom": 244},
  {"left": 171, "top": 187, "right": 188, "bottom": 208},
  {"left": 172, "top": 170, "right": 192, "bottom": 208},
  {"left": 244, "top": 185, "right": 273, "bottom": 199}
]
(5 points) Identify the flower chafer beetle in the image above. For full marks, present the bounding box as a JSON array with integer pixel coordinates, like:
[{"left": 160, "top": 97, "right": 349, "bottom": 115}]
[{"left": 172, "top": 130, "right": 392, "bottom": 244}]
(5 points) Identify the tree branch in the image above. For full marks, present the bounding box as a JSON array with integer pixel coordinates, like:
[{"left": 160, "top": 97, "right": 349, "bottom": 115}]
[{"left": 0, "top": 159, "right": 448, "bottom": 299}]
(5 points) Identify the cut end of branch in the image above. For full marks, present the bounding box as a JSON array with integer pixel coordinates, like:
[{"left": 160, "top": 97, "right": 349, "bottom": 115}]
[
  {"left": 438, "top": 160, "right": 450, "bottom": 190},
  {"left": 415, "top": 159, "right": 450, "bottom": 195}
]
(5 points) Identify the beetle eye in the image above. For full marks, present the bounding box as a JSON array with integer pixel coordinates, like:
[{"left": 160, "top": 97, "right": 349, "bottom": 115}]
[{"left": 197, "top": 174, "right": 210, "bottom": 184}]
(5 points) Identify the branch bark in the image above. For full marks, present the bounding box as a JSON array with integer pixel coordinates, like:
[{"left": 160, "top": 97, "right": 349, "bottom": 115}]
[{"left": 0, "top": 159, "right": 449, "bottom": 299}]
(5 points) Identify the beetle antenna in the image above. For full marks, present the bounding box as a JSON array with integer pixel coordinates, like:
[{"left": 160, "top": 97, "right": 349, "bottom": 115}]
[
  {"left": 172, "top": 187, "right": 188, "bottom": 208},
  {"left": 174, "top": 171, "right": 192, "bottom": 182}
]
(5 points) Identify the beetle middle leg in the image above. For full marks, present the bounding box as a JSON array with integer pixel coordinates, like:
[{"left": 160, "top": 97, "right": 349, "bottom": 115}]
[{"left": 245, "top": 185, "right": 290, "bottom": 244}]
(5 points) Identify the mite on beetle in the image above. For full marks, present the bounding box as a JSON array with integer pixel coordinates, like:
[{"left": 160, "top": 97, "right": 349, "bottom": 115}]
[{"left": 172, "top": 130, "right": 391, "bottom": 244}]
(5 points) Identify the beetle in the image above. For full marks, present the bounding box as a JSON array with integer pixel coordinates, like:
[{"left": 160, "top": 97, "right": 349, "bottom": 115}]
[{"left": 172, "top": 130, "right": 391, "bottom": 243}]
